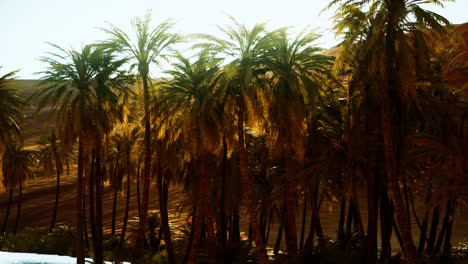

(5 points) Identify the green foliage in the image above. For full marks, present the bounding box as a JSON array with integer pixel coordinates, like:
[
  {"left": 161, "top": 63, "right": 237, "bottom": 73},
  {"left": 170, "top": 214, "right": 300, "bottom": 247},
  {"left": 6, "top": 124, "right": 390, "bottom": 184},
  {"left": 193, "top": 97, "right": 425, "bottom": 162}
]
[{"left": 0, "top": 225, "right": 75, "bottom": 256}]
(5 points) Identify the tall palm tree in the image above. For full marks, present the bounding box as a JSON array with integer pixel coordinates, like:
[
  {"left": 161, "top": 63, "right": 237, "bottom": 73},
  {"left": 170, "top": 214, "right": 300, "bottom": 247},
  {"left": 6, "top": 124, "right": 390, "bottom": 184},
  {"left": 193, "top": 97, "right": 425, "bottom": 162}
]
[
  {"left": 38, "top": 130, "right": 72, "bottom": 232},
  {"left": 195, "top": 18, "right": 271, "bottom": 263},
  {"left": 261, "top": 28, "right": 334, "bottom": 255},
  {"left": 2, "top": 143, "right": 36, "bottom": 234},
  {"left": 159, "top": 52, "right": 224, "bottom": 264},
  {"left": 109, "top": 124, "right": 141, "bottom": 249},
  {"left": 0, "top": 68, "right": 24, "bottom": 192},
  {"left": 328, "top": 0, "right": 452, "bottom": 261},
  {"left": 101, "top": 13, "right": 181, "bottom": 262},
  {"left": 34, "top": 44, "right": 131, "bottom": 264}
]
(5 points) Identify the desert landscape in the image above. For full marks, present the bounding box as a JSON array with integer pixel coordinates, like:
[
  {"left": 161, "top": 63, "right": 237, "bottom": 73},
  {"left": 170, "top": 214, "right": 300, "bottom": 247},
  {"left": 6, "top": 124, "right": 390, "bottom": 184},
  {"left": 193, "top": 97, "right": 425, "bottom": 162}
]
[{"left": 1, "top": 2, "right": 467, "bottom": 264}]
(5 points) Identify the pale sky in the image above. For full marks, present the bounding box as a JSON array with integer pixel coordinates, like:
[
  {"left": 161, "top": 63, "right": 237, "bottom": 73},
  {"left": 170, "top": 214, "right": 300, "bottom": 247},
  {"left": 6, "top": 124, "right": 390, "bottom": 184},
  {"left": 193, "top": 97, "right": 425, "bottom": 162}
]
[{"left": 1, "top": 0, "right": 467, "bottom": 79}]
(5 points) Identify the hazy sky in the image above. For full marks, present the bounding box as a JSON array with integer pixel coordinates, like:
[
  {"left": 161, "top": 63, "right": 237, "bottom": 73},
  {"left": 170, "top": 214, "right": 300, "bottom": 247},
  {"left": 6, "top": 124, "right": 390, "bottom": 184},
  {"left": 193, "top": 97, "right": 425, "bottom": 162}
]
[{"left": 1, "top": 0, "right": 467, "bottom": 79}]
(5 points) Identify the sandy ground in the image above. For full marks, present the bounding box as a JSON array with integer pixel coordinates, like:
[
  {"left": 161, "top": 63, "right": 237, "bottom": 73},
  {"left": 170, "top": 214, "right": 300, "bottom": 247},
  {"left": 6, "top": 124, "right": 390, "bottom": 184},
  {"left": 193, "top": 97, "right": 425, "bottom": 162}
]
[{"left": 0, "top": 170, "right": 190, "bottom": 236}]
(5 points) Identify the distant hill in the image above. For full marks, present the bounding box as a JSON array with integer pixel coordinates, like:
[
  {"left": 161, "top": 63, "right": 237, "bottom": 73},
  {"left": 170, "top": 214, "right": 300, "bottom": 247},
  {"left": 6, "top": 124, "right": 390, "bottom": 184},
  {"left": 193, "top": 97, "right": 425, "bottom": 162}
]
[
  {"left": 10, "top": 79, "right": 41, "bottom": 98},
  {"left": 10, "top": 79, "right": 54, "bottom": 147}
]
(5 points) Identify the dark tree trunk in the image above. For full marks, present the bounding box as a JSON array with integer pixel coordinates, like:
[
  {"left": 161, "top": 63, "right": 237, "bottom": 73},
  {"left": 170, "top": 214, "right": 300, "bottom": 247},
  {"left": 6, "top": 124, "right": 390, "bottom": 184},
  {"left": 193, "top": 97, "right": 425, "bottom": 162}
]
[
  {"left": 231, "top": 207, "right": 240, "bottom": 244},
  {"left": 2, "top": 183, "right": 14, "bottom": 233},
  {"left": 13, "top": 175, "right": 22, "bottom": 234},
  {"left": 393, "top": 219, "right": 404, "bottom": 254},
  {"left": 157, "top": 157, "right": 175, "bottom": 264},
  {"left": 219, "top": 135, "right": 228, "bottom": 248},
  {"left": 111, "top": 188, "right": 118, "bottom": 236},
  {"left": 265, "top": 209, "right": 272, "bottom": 244},
  {"left": 365, "top": 152, "right": 379, "bottom": 264},
  {"left": 345, "top": 198, "right": 355, "bottom": 244},
  {"left": 76, "top": 137, "right": 85, "bottom": 264},
  {"left": 426, "top": 206, "right": 440, "bottom": 256},
  {"left": 50, "top": 146, "right": 61, "bottom": 232},
  {"left": 83, "top": 182, "right": 89, "bottom": 250},
  {"left": 442, "top": 199, "right": 456, "bottom": 257},
  {"left": 120, "top": 155, "right": 132, "bottom": 248},
  {"left": 337, "top": 197, "right": 346, "bottom": 244},
  {"left": 435, "top": 199, "right": 453, "bottom": 255},
  {"left": 136, "top": 160, "right": 141, "bottom": 216},
  {"left": 188, "top": 148, "right": 214, "bottom": 264},
  {"left": 380, "top": 188, "right": 393, "bottom": 264},
  {"left": 417, "top": 208, "right": 430, "bottom": 255},
  {"left": 88, "top": 153, "right": 97, "bottom": 259},
  {"left": 133, "top": 75, "right": 152, "bottom": 263},
  {"left": 382, "top": 4, "right": 417, "bottom": 260},
  {"left": 352, "top": 194, "right": 364, "bottom": 235},
  {"left": 182, "top": 207, "right": 197, "bottom": 264},
  {"left": 273, "top": 210, "right": 285, "bottom": 255},
  {"left": 93, "top": 137, "right": 104, "bottom": 264},
  {"left": 304, "top": 178, "right": 322, "bottom": 254},
  {"left": 259, "top": 208, "right": 266, "bottom": 243},
  {"left": 284, "top": 150, "right": 298, "bottom": 256},
  {"left": 237, "top": 98, "right": 269, "bottom": 263},
  {"left": 299, "top": 200, "right": 307, "bottom": 251}
]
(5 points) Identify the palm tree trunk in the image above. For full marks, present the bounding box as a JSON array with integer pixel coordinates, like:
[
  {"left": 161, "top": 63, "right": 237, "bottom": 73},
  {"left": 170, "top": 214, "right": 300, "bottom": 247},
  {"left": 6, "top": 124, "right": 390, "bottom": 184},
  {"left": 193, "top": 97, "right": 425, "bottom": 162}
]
[
  {"left": 0, "top": 145, "right": 4, "bottom": 193},
  {"left": 76, "top": 137, "right": 85, "bottom": 264},
  {"left": 120, "top": 156, "right": 131, "bottom": 248},
  {"left": 383, "top": 5, "right": 417, "bottom": 260},
  {"left": 237, "top": 98, "right": 269, "bottom": 263},
  {"left": 426, "top": 206, "right": 440, "bottom": 256},
  {"left": 50, "top": 131, "right": 60, "bottom": 232},
  {"left": 2, "top": 182, "right": 14, "bottom": 233},
  {"left": 189, "top": 148, "right": 215, "bottom": 264},
  {"left": 435, "top": 199, "right": 454, "bottom": 255},
  {"left": 284, "top": 150, "right": 298, "bottom": 256},
  {"left": 133, "top": 76, "right": 152, "bottom": 263},
  {"left": 265, "top": 209, "right": 272, "bottom": 244},
  {"left": 380, "top": 187, "right": 393, "bottom": 264},
  {"left": 13, "top": 175, "right": 22, "bottom": 234},
  {"left": 188, "top": 176, "right": 204, "bottom": 262},
  {"left": 83, "top": 182, "right": 89, "bottom": 250},
  {"left": 273, "top": 209, "right": 284, "bottom": 255},
  {"left": 231, "top": 207, "right": 240, "bottom": 244},
  {"left": 345, "top": 198, "right": 354, "bottom": 244},
  {"left": 93, "top": 137, "right": 104, "bottom": 264},
  {"left": 299, "top": 200, "right": 307, "bottom": 251},
  {"left": 305, "top": 174, "right": 322, "bottom": 253},
  {"left": 136, "top": 160, "right": 141, "bottom": 215},
  {"left": 89, "top": 152, "right": 97, "bottom": 257},
  {"left": 157, "top": 157, "right": 175, "bottom": 264},
  {"left": 417, "top": 208, "right": 429, "bottom": 255},
  {"left": 219, "top": 135, "right": 228, "bottom": 248},
  {"left": 366, "top": 151, "right": 379, "bottom": 264},
  {"left": 111, "top": 188, "right": 118, "bottom": 236},
  {"left": 442, "top": 199, "right": 456, "bottom": 257},
  {"left": 337, "top": 197, "right": 346, "bottom": 244},
  {"left": 382, "top": 73, "right": 417, "bottom": 262},
  {"left": 50, "top": 155, "right": 61, "bottom": 232}
]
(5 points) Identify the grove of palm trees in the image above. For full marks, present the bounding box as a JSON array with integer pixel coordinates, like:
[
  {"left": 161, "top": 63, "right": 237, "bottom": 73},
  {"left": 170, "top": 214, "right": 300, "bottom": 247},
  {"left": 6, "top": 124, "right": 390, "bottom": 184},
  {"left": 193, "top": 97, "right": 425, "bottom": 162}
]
[{"left": 0, "top": 1, "right": 467, "bottom": 263}]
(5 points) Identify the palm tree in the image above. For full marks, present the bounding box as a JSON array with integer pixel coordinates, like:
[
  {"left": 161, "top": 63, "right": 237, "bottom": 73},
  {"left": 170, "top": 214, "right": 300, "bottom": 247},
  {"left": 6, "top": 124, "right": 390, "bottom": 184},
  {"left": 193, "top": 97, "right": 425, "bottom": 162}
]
[
  {"left": 34, "top": 44, "right": 131, "bottom": 264},
  {"left": 37, "top": 130, "right": 72, "bottom": 232},
  {"left": 404, "top": 40, "right": 468, "bottom": 257},
  {"left": 113, "top": 124, "right": 141, "bottom": 249},
  {"left": 194, "top": 18, "right": 271, "bottom": 263},
  {"left": 159, "top": 52, "right": 224, "bottom": 263},
  {"left": 0, "top": 68, "right": 24, "bottom": 192},
  {"left": 2, "top": 143, "right": 36, "bottom": 234},
  {"left": 260, "top": 28, "right": 334, "bottom": 255},
  {"left": 328, "top": 0, "right": 452, "bottom": 261},
  {"left": 101, "top": 13, "right": 181, "bottom": 262}
]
